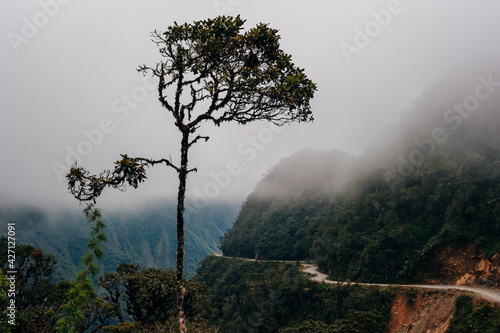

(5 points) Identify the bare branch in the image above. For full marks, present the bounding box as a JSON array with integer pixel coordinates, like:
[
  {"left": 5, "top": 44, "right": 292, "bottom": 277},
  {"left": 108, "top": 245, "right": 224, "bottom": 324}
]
[
  {"left": 135, "top": 157, "right": 180, "bottom": 172},
  {"left": 158, "top": 64, "right": 175, "bottom": 114},
  {"left": 188, "top": 135, "right": 209, "bottom": 148},
  {"left": 182, "top": 85, "right": 198, "bottom": 121}
]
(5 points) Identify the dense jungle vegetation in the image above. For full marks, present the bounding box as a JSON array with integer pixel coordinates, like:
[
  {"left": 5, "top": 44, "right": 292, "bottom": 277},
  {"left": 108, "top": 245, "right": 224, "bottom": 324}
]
[
  {"left": 0, "top": 244, "right": 394, "bottom": 332},
  {"left": 3, "top": 247, "right": 498, "bottom": 332},
  {"left": 193, "top": 256, "right": 394, "bottom": 332}
]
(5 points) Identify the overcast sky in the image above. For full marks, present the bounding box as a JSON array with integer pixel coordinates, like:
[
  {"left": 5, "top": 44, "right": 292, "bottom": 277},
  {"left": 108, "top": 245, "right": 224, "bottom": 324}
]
[{"left": 1, "top": 0, "right": 500, "bottom": 211}]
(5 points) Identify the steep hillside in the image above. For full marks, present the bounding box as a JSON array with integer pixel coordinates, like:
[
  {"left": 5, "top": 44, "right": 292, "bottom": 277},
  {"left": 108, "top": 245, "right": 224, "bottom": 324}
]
[
  {"left": 0, "top": 202, "right": 239, "bottom": 280},
  {"left": 220, "top": 70, "right": 500, "bottom": 285},
  {"left": 194, "top": 256, "right": 393, "bottom": 332},
  {"left": 194, "top": 256, "right": 500, "bottom": 332},
  {"left": 220, "top": 148, "right": 361, "bottom": 260},
  {"left": 386, "top": 289, "right": 500, "bottom": 333}
]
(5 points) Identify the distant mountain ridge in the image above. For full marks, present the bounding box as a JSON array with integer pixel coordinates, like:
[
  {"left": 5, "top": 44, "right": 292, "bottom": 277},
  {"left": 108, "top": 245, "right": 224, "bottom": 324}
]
[{"left": 0, "top": 202, "right": 240, "bottom": 281}]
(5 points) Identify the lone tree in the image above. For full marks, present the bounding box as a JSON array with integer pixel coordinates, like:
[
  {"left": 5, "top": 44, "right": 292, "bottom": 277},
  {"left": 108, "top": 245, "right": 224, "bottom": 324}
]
[{"left": 67, "top": 15, "right": 316, "bottom": 332}]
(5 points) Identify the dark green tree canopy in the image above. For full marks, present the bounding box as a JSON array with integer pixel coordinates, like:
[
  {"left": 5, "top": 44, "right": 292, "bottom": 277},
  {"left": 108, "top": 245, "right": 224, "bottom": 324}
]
[{"left": 138, "top": 15, "right": 316, "bottom": 130}]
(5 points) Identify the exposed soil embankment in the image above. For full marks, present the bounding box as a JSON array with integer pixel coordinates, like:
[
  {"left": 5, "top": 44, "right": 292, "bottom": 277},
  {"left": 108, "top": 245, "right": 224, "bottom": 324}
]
[
  {"left": 420, "top": 244, "right": 500, "bottom": 289},
  {"left": 387, "top": 288, "right": 500, "bottom": 333},
  {"left": 387, "top": 289, "right": 457, "bottom": 333}
]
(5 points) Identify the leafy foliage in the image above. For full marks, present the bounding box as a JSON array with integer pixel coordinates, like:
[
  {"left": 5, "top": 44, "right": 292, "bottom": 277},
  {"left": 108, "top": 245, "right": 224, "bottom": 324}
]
[
  {"left": 57, "top": 204, "right": 111, "bottom": 332},
  {"left": 0, "top": 236, "right": 62, "bottom": 332},
  {"left": 194, "top": 256, "right": 393, "bottom": 332},
  {"left": 0, "top": 236, "right": 114, "bottom": 332},
  {"left": 101, "top": 319, "right": 220, "bottom": 333},
  {"left": 0, "top": 271, "right": 11, "bottom": 331},
  {"left": 67, "top": 155, "right": 150, "bottom": 203},
  {"left": 98, "top": 263, "right": 211, "bottom": 324},
  {"left": 447, "top": 295, "right": 500, "bottom": 332},
  {"left": 278, "top": 320, "right": 337, "bottom": 333},
  {"left": 405, "top": 287, "right": 418, "bottom": 305},
  {"left": 139, "top": 15, "right": 316, "bottom": 128},
  {"left": 0, "top": 235, "right": 217, "bottom": 332}
]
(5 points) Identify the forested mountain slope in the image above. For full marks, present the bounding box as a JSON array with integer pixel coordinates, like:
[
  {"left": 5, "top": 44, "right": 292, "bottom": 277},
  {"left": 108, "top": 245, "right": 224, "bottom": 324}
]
[
  {"left": 220, "top": 70, "right": 500, "bottom": 284},
  {"left": 0, "top": 202, "right": 239, "bottom": 280}
]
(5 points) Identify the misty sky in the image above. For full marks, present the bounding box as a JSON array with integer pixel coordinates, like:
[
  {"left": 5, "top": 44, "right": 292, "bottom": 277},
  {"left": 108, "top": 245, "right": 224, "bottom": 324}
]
[{"left": 1, "top": 0, "right": 500, "bottom": 211}]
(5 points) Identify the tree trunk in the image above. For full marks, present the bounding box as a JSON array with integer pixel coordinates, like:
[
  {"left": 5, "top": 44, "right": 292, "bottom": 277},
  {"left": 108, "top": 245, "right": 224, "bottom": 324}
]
[{"left": 176, "top": 130, "right": 189, "bottom": 333}]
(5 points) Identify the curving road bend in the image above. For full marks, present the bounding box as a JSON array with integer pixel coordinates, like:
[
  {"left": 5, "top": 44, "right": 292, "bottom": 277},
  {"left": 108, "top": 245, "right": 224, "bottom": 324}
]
[
  {"left": 212, "top": 254, "right": 500, "bottom": 304},
  {"left": 302, "top": 263, "right": 500, "bottom": 304}
]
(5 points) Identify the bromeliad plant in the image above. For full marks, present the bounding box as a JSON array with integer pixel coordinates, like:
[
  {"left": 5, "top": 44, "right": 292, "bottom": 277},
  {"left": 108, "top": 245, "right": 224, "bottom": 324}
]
[{"left": 66, "top": 15, "right": 316, "bottom": 332}]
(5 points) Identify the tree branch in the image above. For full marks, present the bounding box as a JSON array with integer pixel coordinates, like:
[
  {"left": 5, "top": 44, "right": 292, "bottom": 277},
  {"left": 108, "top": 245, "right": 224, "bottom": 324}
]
[
  {"left": 66, "top": 154, "right": 180, "bottom": 203},
  {"left": 188, "top": 135, "right": 209, "bottom": 148},
  {"left": 158, "top": 64, "right": 175, "bottom": 114},
  {"left": 187, "top": 167, "right": 198, "bottom": 174},
  {"left": 135, "top": 157, "right": 180, "bottom": 172}
]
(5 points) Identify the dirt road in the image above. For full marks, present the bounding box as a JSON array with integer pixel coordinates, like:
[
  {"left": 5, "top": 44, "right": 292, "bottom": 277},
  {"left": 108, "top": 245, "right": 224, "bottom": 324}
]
[
  {"left": 302, "top": 263, "right": 500, "bottom": 304},
  {"left": 212, "top": 254, "right": 500, "bottom": 304}
]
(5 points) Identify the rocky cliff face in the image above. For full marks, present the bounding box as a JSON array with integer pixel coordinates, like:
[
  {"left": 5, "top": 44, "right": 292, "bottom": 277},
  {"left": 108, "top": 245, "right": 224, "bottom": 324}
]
[
  {"left": 387, "top": 287, "right": 500, "bottom": 333},
  {"left": 420, "top": 244, "right": 500, "bottom": 289},
  {"left": 456, "top": 253, "right": 500, "bottom": 288},
  {"left": 387, "top": 289, "right": 457, "bottom": 333}
]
